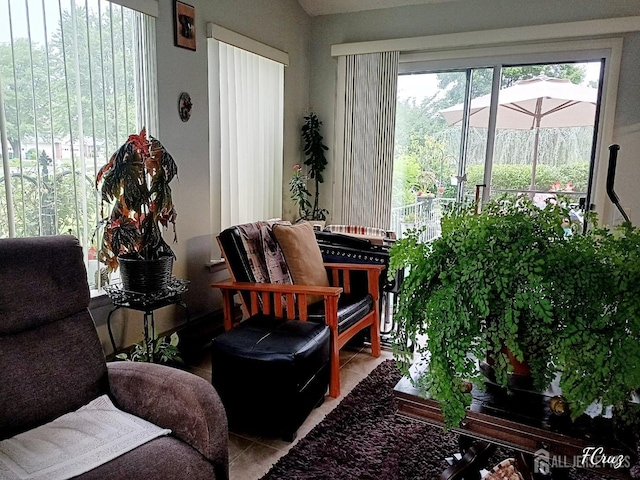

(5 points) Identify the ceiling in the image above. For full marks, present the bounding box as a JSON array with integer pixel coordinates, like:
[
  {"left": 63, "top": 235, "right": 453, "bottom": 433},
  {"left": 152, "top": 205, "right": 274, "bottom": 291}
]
[{"left": 297, "top": 0, "right": 461, "bottom": 17}]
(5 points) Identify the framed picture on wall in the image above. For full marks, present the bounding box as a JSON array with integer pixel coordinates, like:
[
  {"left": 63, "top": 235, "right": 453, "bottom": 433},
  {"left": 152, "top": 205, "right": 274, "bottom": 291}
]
[{"left": 174, "top": 1, "right": 196, "bottom": 51}]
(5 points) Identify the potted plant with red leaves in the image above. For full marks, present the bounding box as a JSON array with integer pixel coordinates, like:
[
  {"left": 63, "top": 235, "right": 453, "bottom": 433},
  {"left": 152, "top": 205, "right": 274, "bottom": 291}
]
[{"left": 96, "top": 128, "right": 178, "bottom": 292}]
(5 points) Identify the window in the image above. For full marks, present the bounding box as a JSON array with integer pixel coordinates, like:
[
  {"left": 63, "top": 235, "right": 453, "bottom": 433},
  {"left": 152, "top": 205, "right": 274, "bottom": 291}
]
[
  {"left": 332, "top": 21, "right": 627, "bottom": 235},
  {"left": 0, "top": 0, "right": 158, "bottom": 289},
  {"left": 390, "top": 44, "right": 615, "bottom": 240},
  {"left": 393, "top": 62, "right": 602, "bottom": 237},
  {"left": 208, "top": 25, "right": 287, "bottom": 234}
]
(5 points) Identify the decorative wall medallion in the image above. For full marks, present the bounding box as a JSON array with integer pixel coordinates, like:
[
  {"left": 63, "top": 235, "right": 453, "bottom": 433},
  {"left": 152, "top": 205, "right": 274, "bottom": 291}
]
[{"left": 178, "top": 92, "right": 192, "bottom": 122}]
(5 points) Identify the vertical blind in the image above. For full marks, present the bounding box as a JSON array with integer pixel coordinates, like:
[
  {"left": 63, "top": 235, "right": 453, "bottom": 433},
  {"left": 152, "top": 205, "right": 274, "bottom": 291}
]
[
  {"left": 341, "top": 51, "right": 399, "bottom": 230},
  {"left": 0, "top": 0, "right": 157, "bottom": 288},
  {"left": 217, "top": 41, "right": 284, "bottom": 229}
]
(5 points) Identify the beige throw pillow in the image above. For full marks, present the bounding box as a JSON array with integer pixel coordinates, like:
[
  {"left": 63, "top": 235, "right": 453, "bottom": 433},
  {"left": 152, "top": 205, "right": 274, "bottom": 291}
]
[{"left": 272, "top": 222, "right": 329, "bottom": 304}]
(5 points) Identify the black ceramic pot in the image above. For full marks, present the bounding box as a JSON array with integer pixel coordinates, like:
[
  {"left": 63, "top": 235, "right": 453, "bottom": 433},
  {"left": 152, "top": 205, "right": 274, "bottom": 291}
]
[{"left": 118, "top": 253, "right": 173, "bottom": 293}]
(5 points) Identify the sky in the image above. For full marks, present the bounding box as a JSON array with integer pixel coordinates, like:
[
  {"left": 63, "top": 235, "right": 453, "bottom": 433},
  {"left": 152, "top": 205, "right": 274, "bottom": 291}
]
[
  {"left": 397, "top": 61, "right": 602, "bottom": 102},
  {"left": 0, "top": 0, "right": 113, "bottom": 44}
]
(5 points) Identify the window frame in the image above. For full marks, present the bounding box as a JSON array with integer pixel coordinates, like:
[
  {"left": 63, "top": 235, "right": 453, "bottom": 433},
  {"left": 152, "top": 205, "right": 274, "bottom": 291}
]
[
  {"left": 332, "top": 17, "right": 633, "bottom": 223},
  {"left": 0, "top": 0, "right": 158, "bottom": 292},
  {"left": 398, "top": 46, "right": 613, "bottom": 211}
]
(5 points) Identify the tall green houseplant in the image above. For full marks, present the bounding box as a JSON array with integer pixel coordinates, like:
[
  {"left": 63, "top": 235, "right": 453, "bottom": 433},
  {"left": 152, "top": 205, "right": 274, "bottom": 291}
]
[
  {"left": 300, "top": 112, "right": 329, "bottom": 221},
  {"left": 390, "top": 196, "right": 640, "bottom": 428}
]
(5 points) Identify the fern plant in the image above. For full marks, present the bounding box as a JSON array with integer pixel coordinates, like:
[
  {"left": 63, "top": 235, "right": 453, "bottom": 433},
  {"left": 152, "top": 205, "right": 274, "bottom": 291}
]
[{"left": 390, "top": 195, "right": 640, "bottom": 428}]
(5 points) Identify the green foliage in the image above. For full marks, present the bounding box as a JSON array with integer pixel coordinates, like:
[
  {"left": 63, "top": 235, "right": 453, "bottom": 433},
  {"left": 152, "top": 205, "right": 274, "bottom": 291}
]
[
  {"left": 550, "top": 222, "right": 640, "bottom": 418},
  {"left": 392, "top": 137, "right": 456, "bottom": 207},
  {"left": 393, "top": 155, "right": 424, "bottom": 205},
  {"left": 390, "top": 196, "right": 640, "bottom": 428},
  {"left": 0, "top": 168, "right": 98, "bottom": 238},
  {"left": 465, "top": 163, "right": 590, "bottom": 192},
  {"left": 501, "top": 65, "right": 586, "bottom": 87},
  {"left": 115, "top": 333, "right": 184, "bottom": 365},
  {"left": 0, "top": 6, "right": 138, "bottom": 154},
  {"left": 394, "top": 64, "right": 591, "bottom": 207},
  {"left": 0, "top": 174, "right": 39, "bottom": 237},
  {"left": 299, "top": 113, "right": 329, "bottom": 220},
  {"left": 289, "top": 165, "right": 313, "bottom": 220},
  {"left": 0, "top": 2, "right": 139, "bottom": 241},
  {"left": 96, "top": 129, "right": 178, "bottom": 272}
]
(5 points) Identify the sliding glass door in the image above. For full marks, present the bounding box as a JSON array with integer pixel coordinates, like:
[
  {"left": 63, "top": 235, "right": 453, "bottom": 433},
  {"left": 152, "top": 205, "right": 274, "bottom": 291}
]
[
  {"left": 392, "top": 59, "right": 603, "bottom": 240},
  {"left": 391, "top": 67, "right": 493, "bottom": 240}
]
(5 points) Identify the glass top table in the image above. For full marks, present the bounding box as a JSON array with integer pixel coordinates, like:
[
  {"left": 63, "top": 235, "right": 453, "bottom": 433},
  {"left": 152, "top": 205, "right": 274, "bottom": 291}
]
[{"left": 393, "top": 364, "right": 636, "bottom": 480}]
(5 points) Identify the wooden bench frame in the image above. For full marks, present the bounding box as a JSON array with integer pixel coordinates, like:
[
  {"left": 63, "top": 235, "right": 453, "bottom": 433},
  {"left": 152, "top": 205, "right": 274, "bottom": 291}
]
[{"left": 212, "top": 260, "right": 383, "bottom": 398}]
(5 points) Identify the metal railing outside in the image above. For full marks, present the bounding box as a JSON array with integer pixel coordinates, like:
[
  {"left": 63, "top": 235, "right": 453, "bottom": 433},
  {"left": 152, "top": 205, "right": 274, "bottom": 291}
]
[
  {"left": 383, "top": 197, "right": 458, "bottom": 347},
  {"left": 389, "top": 197, "right": 457, "bottom": 242}
]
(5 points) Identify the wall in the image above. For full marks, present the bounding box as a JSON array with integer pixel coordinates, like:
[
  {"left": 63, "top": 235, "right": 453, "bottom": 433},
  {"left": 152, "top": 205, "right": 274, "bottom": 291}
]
[
  {"left": 95, "top": 0, "right": 640, "bottom": 353},
  {"left": 309, "top": 0, "right": 640, "bottom": 227},
  {"left": 93, "top": 0, "right": 311, "bottom": 354}
]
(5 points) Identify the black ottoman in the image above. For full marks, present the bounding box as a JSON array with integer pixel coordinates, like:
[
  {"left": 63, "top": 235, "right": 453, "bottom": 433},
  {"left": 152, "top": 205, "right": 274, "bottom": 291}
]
[{"left": 211, "top": 314, "right": 330, "bottom": 441}]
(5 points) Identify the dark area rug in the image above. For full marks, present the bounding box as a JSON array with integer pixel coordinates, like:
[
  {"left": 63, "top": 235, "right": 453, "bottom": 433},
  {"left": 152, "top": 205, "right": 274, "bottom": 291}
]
[{"left": 260, "top": 359, "right": 621, "bottom": 480}]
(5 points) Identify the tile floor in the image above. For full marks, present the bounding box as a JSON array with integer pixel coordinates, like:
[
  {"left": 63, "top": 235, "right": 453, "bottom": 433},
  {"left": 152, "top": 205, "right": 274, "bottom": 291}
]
[{"left": 184, "top": 344, "right": 394, "bottom": 480}]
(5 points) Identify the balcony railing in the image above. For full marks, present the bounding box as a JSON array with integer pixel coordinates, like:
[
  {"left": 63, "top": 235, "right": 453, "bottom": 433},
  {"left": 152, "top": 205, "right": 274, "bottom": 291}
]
[{"left": 390, "top": 197, "right": 457, "bottom": 242}]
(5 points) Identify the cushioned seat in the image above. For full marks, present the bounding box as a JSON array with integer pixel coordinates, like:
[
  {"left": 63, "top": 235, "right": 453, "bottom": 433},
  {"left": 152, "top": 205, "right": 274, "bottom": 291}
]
[
  {"left": 0, "top": 236, "right": 229, "bottom": 480},
  {"left": 76, "top": 437, "right": 217, "bottom": 480},
  {"left": 213, "top": 221, "right": 384, "bottom": 398},
  {"left": 211, "top": 314, "right": 330, "bottom": 441},
  {"left": 218, "top": 223, "right": 374, "bottom": 327},
  {"left": 307, "top": 293, "right": 374, "bottom": 333}
]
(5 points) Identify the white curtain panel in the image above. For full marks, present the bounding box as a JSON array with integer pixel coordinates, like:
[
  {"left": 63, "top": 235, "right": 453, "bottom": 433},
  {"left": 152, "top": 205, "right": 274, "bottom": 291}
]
[
  {"left": 341, "top": 51, "right": 399, "bottom": 230},
  {"left": 134, "top": 14, "right": 158, "bottom": 137},
  {"left": 218, "top": 42, "right": 284, "bottom": 229}
]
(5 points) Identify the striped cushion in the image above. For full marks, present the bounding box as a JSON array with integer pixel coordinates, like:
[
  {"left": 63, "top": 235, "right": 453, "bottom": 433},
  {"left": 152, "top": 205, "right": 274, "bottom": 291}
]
[{"left": 324, "top": 225, "right": 387, "bottom": 238}]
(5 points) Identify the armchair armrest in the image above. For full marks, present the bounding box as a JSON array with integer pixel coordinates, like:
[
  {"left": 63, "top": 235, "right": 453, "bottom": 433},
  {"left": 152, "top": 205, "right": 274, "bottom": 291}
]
[
  {"left": 323, "top": 262, "right": 385, "bottom": 272},
  {"left": 323, "top": 262, "right": 384, "bottom": 299},
  {"left": 107, "top": 362, "right": 228, "bottom": 470},
  {"left": 212, "top": 278, "right": 342, "bottom": 296},
  {"left": 211, "top": 278, "right": 342, "bottom": 328}
]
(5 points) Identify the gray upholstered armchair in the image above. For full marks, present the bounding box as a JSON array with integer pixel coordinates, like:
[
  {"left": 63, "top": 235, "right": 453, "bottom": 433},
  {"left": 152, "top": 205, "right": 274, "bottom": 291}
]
[{"left": 0, "top": 236, "right": 228, "bottom": 479}]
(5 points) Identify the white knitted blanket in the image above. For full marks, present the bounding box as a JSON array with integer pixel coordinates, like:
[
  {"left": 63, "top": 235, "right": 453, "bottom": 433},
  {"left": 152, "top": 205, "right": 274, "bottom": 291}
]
[{"left": 0, "top": 395, "right": 171, "bottom": 480}]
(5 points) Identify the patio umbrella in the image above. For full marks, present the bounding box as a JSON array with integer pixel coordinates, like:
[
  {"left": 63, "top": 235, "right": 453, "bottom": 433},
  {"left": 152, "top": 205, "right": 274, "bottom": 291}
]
[{"left": 439, "top": 75, "right": 598, "bottom": 189}]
